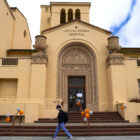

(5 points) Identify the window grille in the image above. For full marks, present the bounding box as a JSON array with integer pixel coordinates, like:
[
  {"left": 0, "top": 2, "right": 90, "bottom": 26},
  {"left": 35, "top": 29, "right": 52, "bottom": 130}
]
[{"left": 2, "top": 58, "right": 18, "bottom": 65}]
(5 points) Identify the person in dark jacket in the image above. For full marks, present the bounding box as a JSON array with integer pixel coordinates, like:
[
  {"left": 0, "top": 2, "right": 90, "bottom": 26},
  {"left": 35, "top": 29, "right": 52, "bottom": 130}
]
[{"left": 53, "top": 105, "right": 72, "bottom": 140}]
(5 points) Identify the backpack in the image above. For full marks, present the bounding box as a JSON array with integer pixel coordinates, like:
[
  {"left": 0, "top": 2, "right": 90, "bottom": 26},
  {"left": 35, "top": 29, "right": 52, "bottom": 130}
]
[{"left": 63, "top": 111, "right": 69, "bottom": 123}]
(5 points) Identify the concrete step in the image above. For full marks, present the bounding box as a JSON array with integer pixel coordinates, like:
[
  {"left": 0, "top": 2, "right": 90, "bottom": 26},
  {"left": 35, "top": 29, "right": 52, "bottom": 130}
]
[
  {"left": 35, "top": 112, "right": 128, "bottom": 123},
  {"left": 35, "top": 119, "right": 129, "bottom": 123},
  {"left": 1, "top": 127, "right": 140, "bottom": 132},
  {"left": 1, "top": 124, "right": 140, "bottom": 136}
]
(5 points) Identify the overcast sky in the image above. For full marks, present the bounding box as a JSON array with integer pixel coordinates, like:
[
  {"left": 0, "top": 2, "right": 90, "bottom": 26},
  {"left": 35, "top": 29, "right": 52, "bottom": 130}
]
[{"left": 7, "top": 0, "right": 140, "bottom": 48}]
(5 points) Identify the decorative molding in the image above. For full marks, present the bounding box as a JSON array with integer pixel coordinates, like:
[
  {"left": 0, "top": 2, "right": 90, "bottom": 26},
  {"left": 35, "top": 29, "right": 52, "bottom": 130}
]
[
  {"left": 32, "top": 35, "right": 48, "bottom": 65},
  {"left": 106, "top": 54, "right": 124, "bottom": 67},
  {"left": 33, "top": 35, "right": 47, "bottom": 51},
  {"left": 31, "top": 52, "right": 48, "bottom": 65},
  {"left": 106, "top": 36, "right": 120, "bottom": 53},
  {"left": 57, "top": 42, "right": 98, "bottom": 111},
  {"left": 62, "top": 64, "right": 90, "bottom": 71}
]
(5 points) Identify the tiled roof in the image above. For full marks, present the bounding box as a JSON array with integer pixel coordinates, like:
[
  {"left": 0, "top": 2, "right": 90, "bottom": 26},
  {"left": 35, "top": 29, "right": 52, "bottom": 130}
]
[{"left": 7, "top": 49, "right": 37, "bottom": 52}]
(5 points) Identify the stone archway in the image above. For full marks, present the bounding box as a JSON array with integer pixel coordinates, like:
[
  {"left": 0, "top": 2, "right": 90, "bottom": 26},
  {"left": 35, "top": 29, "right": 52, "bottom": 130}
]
[{"left": 57, "top": 42, "right": 98, "bottom": 111}]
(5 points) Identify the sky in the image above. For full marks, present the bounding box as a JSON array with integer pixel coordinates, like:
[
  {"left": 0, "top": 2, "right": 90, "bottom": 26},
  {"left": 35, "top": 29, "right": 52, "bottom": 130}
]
[{"left": 7, "top": 0, "right": 140, "bottom": 48}]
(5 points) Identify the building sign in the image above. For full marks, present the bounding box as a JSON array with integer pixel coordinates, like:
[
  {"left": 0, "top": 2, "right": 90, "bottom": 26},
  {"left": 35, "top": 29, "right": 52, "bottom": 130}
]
[{"left": 63, "top": 26, "right": 90, "bottom": 36}]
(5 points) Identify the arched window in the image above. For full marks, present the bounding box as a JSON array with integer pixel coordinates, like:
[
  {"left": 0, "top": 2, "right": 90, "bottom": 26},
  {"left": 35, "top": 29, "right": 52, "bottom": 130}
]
[
  {"left": 68, "top": 9, "right": 73, "bottom": 22},
  {"left": 75, "top": 9, "right": 81, "bottom": 20},
  {"left": 60, "top": 9, "right": 66, "bottom": 24}
]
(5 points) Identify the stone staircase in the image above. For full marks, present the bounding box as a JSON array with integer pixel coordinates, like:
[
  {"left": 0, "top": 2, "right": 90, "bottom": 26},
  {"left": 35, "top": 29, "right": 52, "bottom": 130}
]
[
  {"left": 1, "top": 112, "right": 140, "bottom": 136},
  {"left": 1, "top": 124, "right": 140, "bottom": 136},
  {"left": 35, "top": 112, "right": 129, "bottom": 123}
]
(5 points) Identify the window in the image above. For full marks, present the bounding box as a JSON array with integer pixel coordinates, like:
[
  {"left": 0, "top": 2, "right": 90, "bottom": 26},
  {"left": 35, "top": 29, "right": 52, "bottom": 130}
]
[
  {"left": 68, "top": 9, "right": 73, "bottom": 22},
  {"left": 137, "top": 59, "right": 140, "bottom": 66},
  {"left": 47, "top": 17, "right": 50, "bottom": 23},
  {"left": 60, "top": 9, "right": 66, "bottom": 24},
  {"left": 138, "top": 80, "right": 140, "bottom": 94},
  {"left": 24, "top": 30, "right": 26, "bottom": 37},
  {"left": 2, "top": 58, "right": 18, "bottom": 65},
  {"left": 75, "top": 9, "right": 81, "bottom": 20},
  {"left": 68, "top": 77, "right": 85, "bottom": 87}
]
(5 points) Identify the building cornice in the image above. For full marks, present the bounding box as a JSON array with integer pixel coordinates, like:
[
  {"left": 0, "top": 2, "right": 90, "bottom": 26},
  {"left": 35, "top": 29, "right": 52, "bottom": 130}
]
[
  {"left": 50, "top": 2, "right": 91, "bottom": 6},
  {"left": 40, "top": 5, "right": 50, "bottom": 8},
  {"left": 41, "top": 20, "right": 111, "bottom": 34},
  {"left": 7, "top": 49, "right": 37, "bottom": 53},
  {"left": 119, "top": 48, "right": 140, "bottom": 53}
]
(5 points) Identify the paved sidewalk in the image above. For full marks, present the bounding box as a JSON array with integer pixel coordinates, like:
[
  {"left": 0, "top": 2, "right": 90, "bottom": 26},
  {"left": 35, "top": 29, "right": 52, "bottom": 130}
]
[{"left": 0, "top": 136, "right": 140, "bottom": 140}]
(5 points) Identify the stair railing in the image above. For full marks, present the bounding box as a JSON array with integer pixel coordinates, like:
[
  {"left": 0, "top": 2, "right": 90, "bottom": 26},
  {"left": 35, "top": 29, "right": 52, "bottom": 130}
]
[{"left": 6, "top": 108, "right": 24, "bottom": 136}]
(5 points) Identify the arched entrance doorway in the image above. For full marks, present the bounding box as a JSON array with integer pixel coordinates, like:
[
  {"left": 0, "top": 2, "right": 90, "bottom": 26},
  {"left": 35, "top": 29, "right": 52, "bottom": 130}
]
[{"left": 57, "top": 42, "right": 98, "bottom": 112}]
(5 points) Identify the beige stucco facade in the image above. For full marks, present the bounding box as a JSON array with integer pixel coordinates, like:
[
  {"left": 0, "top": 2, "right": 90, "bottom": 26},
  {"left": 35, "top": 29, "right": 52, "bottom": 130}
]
[
  {"left": 40, "top": 2, "right": 90, "bottom": 32},
  {"left": 0, "top": 0, "right": 31, "bottom": 57},
  {"left": 0, "top": 0, "right": 140, "bottom": 123}
]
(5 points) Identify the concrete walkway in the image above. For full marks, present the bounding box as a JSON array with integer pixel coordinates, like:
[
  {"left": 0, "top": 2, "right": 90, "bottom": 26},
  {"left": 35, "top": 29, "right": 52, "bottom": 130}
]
[{"left": 1, "top": 136, "right": 140, "bottom": 140}]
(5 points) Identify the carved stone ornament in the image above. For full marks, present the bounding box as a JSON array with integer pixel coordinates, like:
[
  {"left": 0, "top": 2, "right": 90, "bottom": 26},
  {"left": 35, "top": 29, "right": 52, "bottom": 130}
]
[
  {"left": 31, "top": 52, "right": 48, "bottom": 64},
  {"left": 106, "top": 53, "right": 124, "bottom": 67},
  {"left": 106, "top": 36, "right": 120, "bottom": 53},
  {"left": 57, "top": 42, "right": 99, "bottom": 111},
  {"left": 32, "top": 35, "right": 48, "bottom": 64},
  {"left": 33, "top": 35, "right": 47, "bottom": 51}
]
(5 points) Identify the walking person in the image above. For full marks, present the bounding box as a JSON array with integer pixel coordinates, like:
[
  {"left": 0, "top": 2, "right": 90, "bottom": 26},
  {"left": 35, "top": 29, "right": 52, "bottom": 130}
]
[{"left": 53, "top": 105, "right": 72, "bottom": 140}]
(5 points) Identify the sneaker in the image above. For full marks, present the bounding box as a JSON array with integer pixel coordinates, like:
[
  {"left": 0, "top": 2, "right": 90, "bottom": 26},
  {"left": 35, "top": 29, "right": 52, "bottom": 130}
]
[
  {"left": 52, "top": 137, "right": 56, "bottom": 140},
  {"left": 67, "top": 136, "right": 72, "bottom": 139}
]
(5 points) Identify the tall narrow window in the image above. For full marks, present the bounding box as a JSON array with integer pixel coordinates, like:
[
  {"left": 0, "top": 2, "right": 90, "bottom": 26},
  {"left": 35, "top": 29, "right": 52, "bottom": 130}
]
[
  {"left": 68, "top": 9, "right": 73, "bottom": 22},
  {"left": 60, "top": 9, "right": 66, "bottom": 24},
  {"left": 75, "top": 9, "right": 81, "bottom": 20},
  {"left": 138, "top": 80, "right": 140, "bottom": 94},
  {"left": 137, "top": 59, "right": 140, "bottom": 66}
]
